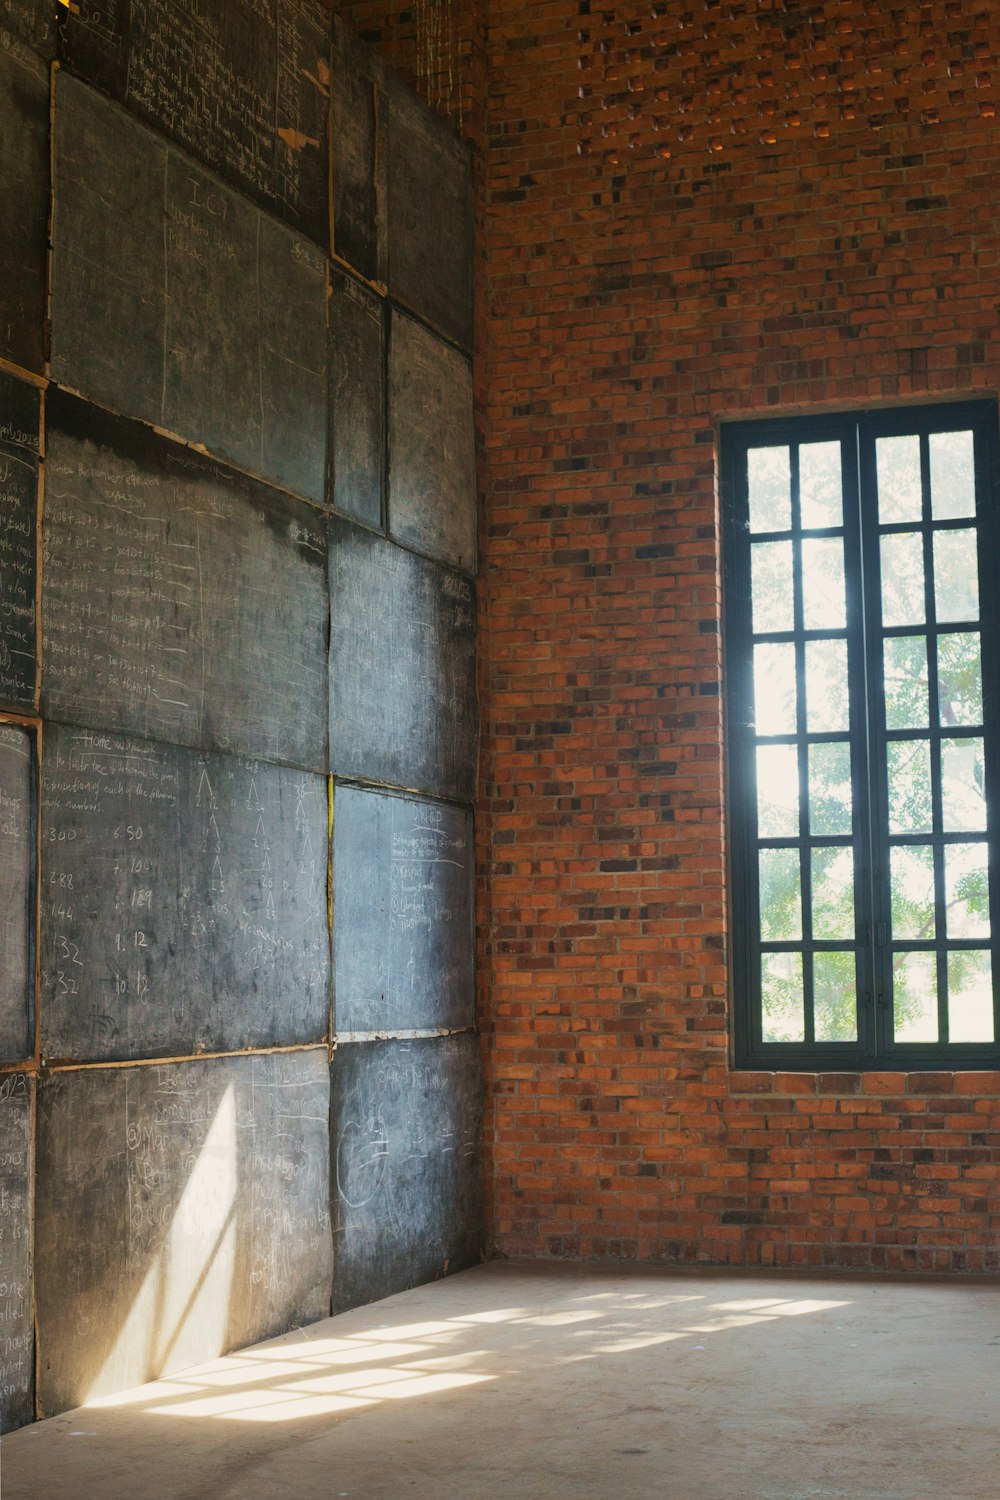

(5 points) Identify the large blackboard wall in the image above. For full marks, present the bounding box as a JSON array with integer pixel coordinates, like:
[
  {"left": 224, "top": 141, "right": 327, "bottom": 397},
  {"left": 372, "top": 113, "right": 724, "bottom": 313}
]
[{"left": 0, "top": 6, "right": 480, "bottom": 1431}]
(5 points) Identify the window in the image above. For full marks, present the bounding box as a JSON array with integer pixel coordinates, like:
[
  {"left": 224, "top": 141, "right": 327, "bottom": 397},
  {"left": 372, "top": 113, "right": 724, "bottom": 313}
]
[{"left": 722, "top": 402, "right": 1000, "bottom": 1069}]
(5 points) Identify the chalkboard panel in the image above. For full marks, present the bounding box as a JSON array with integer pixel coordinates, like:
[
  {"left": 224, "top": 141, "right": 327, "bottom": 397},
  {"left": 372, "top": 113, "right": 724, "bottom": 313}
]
[
  {"left": 0, "top": 1072, "right": 32, "bottom": 1433},
  {"left": 388, "top": 311, "right": 477, "bottom": 572},
  {"left": 0, "top": 727, "right": 33, "bottom": 1062},
  {"left": 333, "top": 786, "right": 473, "bottom": 1035},
  {"left": 41, "top": 724, "right": 329, "bottom": 1062},
  {"left": 0, "top": 38, "right": 48, "bottom": 374},
  {"left": 36, "top": 1050, "right": 333, "bottom": 1415},
  {"left": 332, "top": 18, "right": 382, "bottom": 282},
  {"left": 58, "top": 0, "right": 331, "bottom": 247},
  {"left": 1, "top": 0, "right": 55, "bottom": 58},
  {"left": 329, "top": 268, "right": 385, "bottom": 529},
  {"left": 0, "top": 370, "right": 38, "bottom": 709},
  {"left": 51, "top": 73, "right": 328, "bottom": 504},
  {"left": 43, "top": 392, "right": 328, "bottom": 772},
  {"left": 385, "top": 73, "right": 473, "bottom": 352},
  {"left": 332, "top": 1034, "right": 482, "bottom": 1313},
  {"left": 329, "top": 518, "right": 478, "bottom": 801}
]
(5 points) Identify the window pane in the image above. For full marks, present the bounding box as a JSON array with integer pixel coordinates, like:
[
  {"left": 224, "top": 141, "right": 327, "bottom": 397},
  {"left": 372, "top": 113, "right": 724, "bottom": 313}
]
[
  {"left": 883, "top": 636, "right": 929, "bottom": 729},
  {"left": 761, "top": 952, "right": 805, "bottom": 1042},
  {"left": 799, "top": 441, "right": 843, "bottom": 528},
  {"left": 759, "top": 849, "right": 802, "bottom": 941},
  {"left": 944, "top": 843, "right": 990, "bottom": 939},
  {"left": 934, "top": 529, "right": 979, "bottom": 624},
  {"left": 748, "top": 446, "right": 791, "bottom": 533},
  {"left": 805, "top": 640, "right": 849, "bottom": 733},
  {"left": 887, "top": 739, "right": 933, "bottom": 834},
  {"left": 941, "top": 736, "right": 986, "bottom": 832},
  {"left": 751, "top": 541, "right": 794, "bottom": 633},
  {"left": 813, "top": 952, "right": 858, "bottom": 1042},
  {"left": 877, "top": 434, "right": 922, "bottom": 524},
  {"left": 801, "top": 539, "right": 846, "bottom": 630},
  {"left": 811, "top": 846, "right": 855, "bottom": 940},
  {"left": 880, "top": 533, "right": 925, "bottom": 627},
  {"left": 929, "top": 430, "right": 975, "bottom": 521},
  {"left": 754, "top": 643, "right": 796, "bottom": 735},
  {"left": 948, "top": 952, "right": 994, "bottom": 1043},
  {"left": 892, "top": 951, "right": 938, "bottom": 1043},
  {"left": 890, "top": 845, "right": 935, "bottom": 941},
  {"left": 809, "top": 742, "right": 852, "bottom": 835},
  {"left": 938, "top": 632, "right": 983, "bottom": 728},
  {"left": 756, "top": 745, "right": 800, "bottom": 837}
]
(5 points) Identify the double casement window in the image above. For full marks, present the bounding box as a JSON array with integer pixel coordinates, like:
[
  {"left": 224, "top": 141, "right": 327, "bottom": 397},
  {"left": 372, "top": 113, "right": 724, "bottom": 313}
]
[{"left": 722, "top": 401, "right": 1000, "bottom": 1069}]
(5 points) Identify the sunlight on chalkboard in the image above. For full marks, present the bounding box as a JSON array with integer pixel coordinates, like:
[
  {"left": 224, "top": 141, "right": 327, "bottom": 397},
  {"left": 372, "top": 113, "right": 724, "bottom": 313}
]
[{"left": 84, "top": 1086, "right": 238, "bottom": 1404}]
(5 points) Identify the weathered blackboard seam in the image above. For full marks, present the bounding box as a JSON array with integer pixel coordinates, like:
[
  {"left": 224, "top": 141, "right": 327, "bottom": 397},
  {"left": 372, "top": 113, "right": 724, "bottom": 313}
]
[
  {"left": 40, "top": 1040, "right": 330, "bottom": 1075},
  {"left": 330, "top": 250, "right": 385, "bottom": 299},
  {"left": 387, "top": 293, "right": 477, "bottom": 366},
  {"left": 332, "top": 773, "right": 478, "bottom": 811},
  {"left": 44, "top": 378, "right": 330, "bottom": 522},
  {"left": 35, "top": 385, "right": 44, "bottom": 715},
  {"left": 333, "top": 1026, "right": 478, "bottom": 1045},
  {"left": 0, "top": 357, "right": 46, "bottom": 391},
  {"left": 330, "top": 775, "right": 479, "bottom": 813}
]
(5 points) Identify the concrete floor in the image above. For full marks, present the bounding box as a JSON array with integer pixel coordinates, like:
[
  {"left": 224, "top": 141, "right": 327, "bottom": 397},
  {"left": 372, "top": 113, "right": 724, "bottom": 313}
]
[{"left": 4, "top": 1262, "right": 999, "bottom": 1499}]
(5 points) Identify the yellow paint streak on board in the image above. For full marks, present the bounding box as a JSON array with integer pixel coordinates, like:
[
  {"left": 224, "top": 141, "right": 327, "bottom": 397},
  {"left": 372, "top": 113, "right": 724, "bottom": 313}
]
[
  {"left": 277, "top": 127, "right": 320, "bottom": 151},
  {"left": 303, "top": 63, "right": 330, "bottom": 96},
  {"left": 57, "top": 0, "right": 80, "bottom": 11}
]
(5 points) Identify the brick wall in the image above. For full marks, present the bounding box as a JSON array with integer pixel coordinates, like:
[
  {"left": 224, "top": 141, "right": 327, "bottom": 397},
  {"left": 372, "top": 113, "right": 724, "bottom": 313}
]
[{"left": 349, "top": 0, "right": 1000, "bottom": 1273}]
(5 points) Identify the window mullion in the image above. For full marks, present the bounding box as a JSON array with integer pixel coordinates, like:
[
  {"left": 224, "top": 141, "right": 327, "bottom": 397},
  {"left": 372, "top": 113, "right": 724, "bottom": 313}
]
[
  {"left": 790, "top": 444, "right": 816, "bottom": 1046},
  {"left": 855, "top": 421, "right": 889, "bottom": 1059},
  {"left": 920, "top": 432, "right": 950, "bottom": 1045}
]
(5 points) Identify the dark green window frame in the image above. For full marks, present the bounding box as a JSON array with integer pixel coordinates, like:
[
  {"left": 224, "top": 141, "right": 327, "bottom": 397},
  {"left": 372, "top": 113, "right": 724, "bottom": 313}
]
[{"left": 722, "top": 400, "right": 1000, "bottom": 1069}]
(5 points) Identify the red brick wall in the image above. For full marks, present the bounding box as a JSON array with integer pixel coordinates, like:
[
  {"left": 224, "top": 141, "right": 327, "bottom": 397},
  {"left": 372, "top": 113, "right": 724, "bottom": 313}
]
[{"left": 350, "top": 0, "right": 1000, "bottom": 1274}]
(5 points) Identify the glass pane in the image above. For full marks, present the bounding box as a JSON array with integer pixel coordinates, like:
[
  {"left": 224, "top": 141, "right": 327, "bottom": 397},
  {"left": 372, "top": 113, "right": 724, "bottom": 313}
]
[
  {"left": 813, "top": 952, "right": 858, "bottom": 1042},
  {"left": 801, "top": 539, "right": 846, "bottom": 629},
  {"left": 805, "top": 639, "right": 849, "bottom": 733},
  {"left": 929, "top": 430, "right": 975, "bottom": 520},
  {"left": 756, "top": 745, "right": 800, "bottom": 837},
  {"left": 761, "top": 952, "right": 805, "bottom": 1042},
  {"left": 944, "top": 843, "right": 990, "bottom": 939},
  {"left": 759, "top": 848, "right": 802, "bottom": 941},
  {"left": 948, "top": 952, "right": 994, "bottom": 1043},
  {"left": 809, "top": 742, "right": 852, "bottom": 835},
  {"left": 890, "top": 845, "right": 935, "bottom": 941},
  {"left": 748, "top": 446, "right": 791, "bottom": 533},
  {"left": 938, "top": 633, "right": 983, "bottom": 728},
  {"left": 880, "top": 532, "right": 925, "bottom": 627},
  {"left": 887, "top": 739, "right": 932, "bottom": 834},
  {"left": 883, "top": 636, "right": 929, "bottom": 729},
  {"left": 811, "top": 846, "right": 855, "bottom": 940},
  {"left": 751, "top": 541, "right": 794, "bottom": 633},
  {"left": 934, "top": 529, "right": 979, "bottom": 624},
  {"left": 941, "top": 737, "right": 986, "bottom": 832},
  {"left": 799, "top": 441, "right": 843, "bottom": 528},
  {"left": 877, "top": 434, "right": 922, "bottom": 523},
  {"left": 754, "top": 643, "right": 796, "bottom": 735},
  {"left": 893, "top": 952, "right": 938, "bottom": 1042}
]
